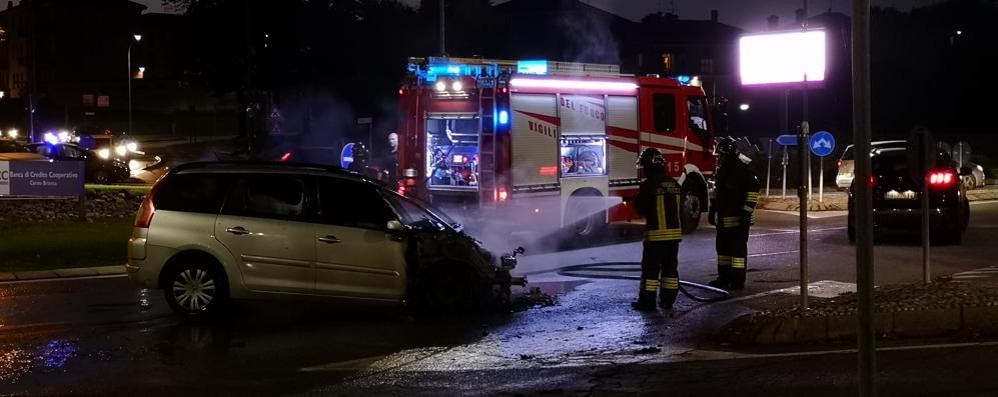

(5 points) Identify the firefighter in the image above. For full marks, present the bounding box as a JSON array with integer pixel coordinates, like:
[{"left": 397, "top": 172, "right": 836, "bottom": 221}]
[
  {"left": 632, "top": 148, "right": 683, "bottom": 312},
  {"left": 709, "top": 137, "right": 761, "bottom": 290}
]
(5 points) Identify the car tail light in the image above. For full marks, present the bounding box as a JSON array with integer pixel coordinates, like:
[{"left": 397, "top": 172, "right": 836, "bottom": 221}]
[
  {"left": 837, "top": 160, "right": 842, "bottom": 168},
  {"left": 134, "top": 179, "right": 163, "bottom": 228},
  {"left": 280, "top": 152, "right": 292, "bottom": 162},
  {"left": 929, "top": 171, "right": 955, "bottom": 187},
  {"left": 868, "top": 175, "right": 877, "bottom": 188}
]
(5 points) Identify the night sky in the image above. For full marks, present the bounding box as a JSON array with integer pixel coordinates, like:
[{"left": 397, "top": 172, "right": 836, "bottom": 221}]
[{"left": 136, "top": 0, "right": 938, "bottom": 31}]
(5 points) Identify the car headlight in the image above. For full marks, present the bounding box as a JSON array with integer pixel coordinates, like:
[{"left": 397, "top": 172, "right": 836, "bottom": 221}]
[
  {"left": 97, "top": 148, "right": 110, "bottom": 159},
  {"left": 126, "top": 142, "right": 138, "bottom": 152},
  {"left": 976, "top": 165, "right": 984, "bottom": 172},
  {"left": 115, "top": 145, "right": 128, "bottom": 157}
]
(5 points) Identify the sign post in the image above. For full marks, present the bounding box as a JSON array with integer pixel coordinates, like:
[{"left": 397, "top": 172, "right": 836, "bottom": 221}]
[
  {"left": 908, "top": 127, "right": 935, "bottom": 285},
  {"left": 776, "top": 134, "right": 797, "bottom": 199},
  {"left": 766, "top": 139, "right": 773, "bottom": 197},
  {"left": 809, "top": 131, "right": 836, "bottom": 202}
]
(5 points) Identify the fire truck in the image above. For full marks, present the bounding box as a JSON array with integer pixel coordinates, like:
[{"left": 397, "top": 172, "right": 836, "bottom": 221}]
[{"left": 396, "top": 57, "right": 719, "bottom": 242}]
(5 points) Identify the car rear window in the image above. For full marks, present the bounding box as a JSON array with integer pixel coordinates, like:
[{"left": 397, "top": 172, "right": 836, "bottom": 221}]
[
  {"left": 0, "top": 141, "right": 27, "bottom": 152},
  {"left": 154, "top": 173, "right": 235, "bottom": 214}
]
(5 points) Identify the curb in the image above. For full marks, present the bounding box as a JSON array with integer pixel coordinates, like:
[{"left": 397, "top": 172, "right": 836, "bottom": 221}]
[
  {"left": 724, "top": 305, "right": 998, "bottom": 345},
  {"left": 0, "top": 266, "right": 126, "bottom": 283}
]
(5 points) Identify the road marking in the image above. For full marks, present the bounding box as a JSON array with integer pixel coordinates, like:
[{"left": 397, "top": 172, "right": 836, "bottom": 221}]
[
  {"left": 749, "top": 250, "right": 798, "bottom": 258},
  {"left": 953, "top": 265, "right": 998, "bottom": 280},
  {"left": 759, "top": 210, "right": 848, "bottom": 219},
  {"left": 752, "top": 226, "right": 846, "bottom": 238},
  {"left": 0, "top": 274, "right": 128, "bottom": 285}
]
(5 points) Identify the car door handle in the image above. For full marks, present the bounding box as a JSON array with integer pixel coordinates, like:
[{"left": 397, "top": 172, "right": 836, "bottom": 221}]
[
  {"left": 225, "top": 226, "right": 251, "bottom": 235},
  {"left": 318, "top": 235, "right": 342, "bottom": 244}
]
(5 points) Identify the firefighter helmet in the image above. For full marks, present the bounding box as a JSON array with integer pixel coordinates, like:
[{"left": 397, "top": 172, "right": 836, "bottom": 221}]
[
  {"left": 637, "top": 147, "right": 665, "bottom": 168},
  {"left": 717, "top": 136, "right": 738, "bottom": 157}
]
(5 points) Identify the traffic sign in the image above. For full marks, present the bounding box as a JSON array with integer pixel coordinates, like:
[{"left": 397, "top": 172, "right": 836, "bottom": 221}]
[
  {"left": 340, "top": 143, "right": 355, "bottom": 169},
  {"left": 809, "top": 131, "right": 835, "bottom": 157},
  {"left": 776, "top": 134, "right": 798, "bottom": 146}
]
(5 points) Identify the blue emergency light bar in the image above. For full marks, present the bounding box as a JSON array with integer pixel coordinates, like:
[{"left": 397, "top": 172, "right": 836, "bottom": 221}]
[
  {"left": 516, "top": 60, "right": 548, "bottom": 75},
  {"left": 411, "top": 57, "right": 535, "bottom": 82}
]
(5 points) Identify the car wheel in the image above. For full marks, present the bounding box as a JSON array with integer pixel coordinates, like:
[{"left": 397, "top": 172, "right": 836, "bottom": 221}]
[
  {"left": 680, "top": 184, "right": 703, "bottom": 234},
  {"left": 93, "top": 170, "right": 110, "bottom": 184},
  {"left": 410, "top": 264, "right": 484, "bottom": 315},
  {"left": 163, "top": 261, "right": 228, "bottom": 318}
]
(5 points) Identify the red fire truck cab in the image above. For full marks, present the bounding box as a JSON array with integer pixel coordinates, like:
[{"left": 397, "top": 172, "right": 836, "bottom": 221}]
[{"left": 397, "top": 57, "right": 718, "bottom": 242}]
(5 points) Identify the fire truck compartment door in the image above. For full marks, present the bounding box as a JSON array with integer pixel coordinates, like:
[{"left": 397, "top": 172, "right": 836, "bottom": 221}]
[
  {"left": 559, "top": 176, "right": 610, "bottom": 227},
  {"left": 606, "top": 95, "right": 639, "bottom": 181},
  {"left": 511, "top": 93, "right": 559, "bottom": 187}
]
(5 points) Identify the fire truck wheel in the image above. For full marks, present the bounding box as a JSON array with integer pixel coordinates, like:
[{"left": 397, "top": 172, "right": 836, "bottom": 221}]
[
  {"left": 561, "top": 190, "right": 608, "bottom": 249},
  {"left": 680, "top": 185, "right": 704, "bottom": 234}
]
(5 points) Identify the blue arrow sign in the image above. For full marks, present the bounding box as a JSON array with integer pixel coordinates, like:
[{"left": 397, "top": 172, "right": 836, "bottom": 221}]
[
  {"left": 776, "top": 134, "right": 798, "bottom": 146},
  {"left": 340, "top": 143, "right": 355, "bottom": 169},
  {"left": 809, "top": 131, "right": 835, "bottom": 157}
]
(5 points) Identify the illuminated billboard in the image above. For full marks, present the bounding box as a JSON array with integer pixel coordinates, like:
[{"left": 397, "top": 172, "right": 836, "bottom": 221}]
[{"left": 739, "top": 30, "right": 826, "bottom": 85}]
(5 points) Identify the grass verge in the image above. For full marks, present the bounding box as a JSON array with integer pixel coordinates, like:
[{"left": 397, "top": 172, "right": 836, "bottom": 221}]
[{"left": 0, "top": 217, "right": 133, "bottom": 273}]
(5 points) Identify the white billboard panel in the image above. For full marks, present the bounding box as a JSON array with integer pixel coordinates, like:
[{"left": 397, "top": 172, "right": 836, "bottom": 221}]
[{"left": 739, "top": 30, "right": 826, "bottom": 85}]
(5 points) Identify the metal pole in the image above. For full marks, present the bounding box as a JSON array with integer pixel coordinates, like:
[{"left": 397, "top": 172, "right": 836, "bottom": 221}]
[
  {"left": 820, "top": 157, "right": 824, "bottom": 202},
  {"left": 439, "top": 0, "right": 446, "bottom": 55},
  {"left": 782, "top": 146, "right": 788, "bottom": 199},
  {"left": 852, "top": 0, "right": 877, "bottom": 394},
  {"left": 799, "top": 120, "right": 809, "bottom": 312},
  {"left": 766, "top": 139, "right": 773, "bottom": 197},
  {"left": 797, "top": 0, "right": 810, "bottom": 312},
  {"left": 922, "top": 130, "right": 930, "bottom": 284},
  {"left": 128, "top": 43, "right": 132, "bottom": 135}
]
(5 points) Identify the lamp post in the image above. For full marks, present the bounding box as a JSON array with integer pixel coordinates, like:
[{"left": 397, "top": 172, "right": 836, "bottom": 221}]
[{"left": 128, "top": 34, "right": 142, "bottom": 134}]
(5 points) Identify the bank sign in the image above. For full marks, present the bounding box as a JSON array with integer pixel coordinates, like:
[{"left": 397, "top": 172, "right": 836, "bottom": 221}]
[{"left": 0, "top": 160, "right": 85, "bottom": 197}]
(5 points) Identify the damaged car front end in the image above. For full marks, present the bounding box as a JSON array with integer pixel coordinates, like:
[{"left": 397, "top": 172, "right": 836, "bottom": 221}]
[{"left": 386, "top": 193, "right": 527, "bottom": 313}]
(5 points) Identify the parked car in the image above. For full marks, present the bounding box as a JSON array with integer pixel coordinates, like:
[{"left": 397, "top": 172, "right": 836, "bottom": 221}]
[
  {"left": 0, "top": 139, "right": 46, "bottom": 161},
  {"left": 126, "top": 161, "right": 522, "bottom": 317},
  {"left": 847, "top": 147, "right": 971, "bottom": 245},
  {"left": 26, "top": 142, "right": 130, "bottom": 184},
  {"left": 836, "top": 140, "right": 907, "bottom": 190},
  {"left": 961, "top": 161, "right": 986, "bottom": 190}
]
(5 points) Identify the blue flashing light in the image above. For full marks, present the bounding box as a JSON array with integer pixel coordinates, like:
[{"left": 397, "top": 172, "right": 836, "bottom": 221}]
[
  {"left": 498, "top": 110, "right": 509, "bottom": 125},
  {"left": 676, "top": 75, "right": 692, "bottom": 84},
  {"left": 517, "top": 60, "right": 548, "bottom": 75},
  {"left": 43, "top": 132, "right": 59, "bottom": 145}
]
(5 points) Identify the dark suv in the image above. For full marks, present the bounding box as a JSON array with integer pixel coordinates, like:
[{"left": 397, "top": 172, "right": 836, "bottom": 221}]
[
  {"left": 127, "top": 161, "right": 521, "bottom": 317},
  {"left": 848, "top": 147, "right": 971, "bottom": 244}
]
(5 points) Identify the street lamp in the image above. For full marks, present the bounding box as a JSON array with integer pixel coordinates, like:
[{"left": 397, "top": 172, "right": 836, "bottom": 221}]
[
  {"left": 128, "top": 34, "right": 142, "bottom": 135},
  {"left": 739, "top": 103, "right": 750, "bottom": 111}
]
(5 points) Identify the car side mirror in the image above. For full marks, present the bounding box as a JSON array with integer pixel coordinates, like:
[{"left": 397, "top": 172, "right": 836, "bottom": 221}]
[
  {"left": 386, "top": 220, "right": 403, "bottom": 231},
  {"left": 959, "top": 166, "right": 973, "bottom": 177}
]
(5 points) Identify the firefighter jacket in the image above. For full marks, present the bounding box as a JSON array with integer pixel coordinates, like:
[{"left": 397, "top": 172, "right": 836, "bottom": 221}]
[
  {"left": 636, "top": 173, "right": 683, "bottom": 242},
  {"left": 714, "top": 157, "right": 761, "bottom": 228}
]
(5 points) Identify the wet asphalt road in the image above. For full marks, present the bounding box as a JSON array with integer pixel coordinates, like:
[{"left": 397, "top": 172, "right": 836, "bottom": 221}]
[{"left": 4, "top": 201, "right": 998, "bottom": 395}]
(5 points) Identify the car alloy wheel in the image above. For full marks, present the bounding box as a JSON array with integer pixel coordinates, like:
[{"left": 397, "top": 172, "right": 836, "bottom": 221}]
[{"left": 172, "top": 268, "right": 217, "bottom": 312}]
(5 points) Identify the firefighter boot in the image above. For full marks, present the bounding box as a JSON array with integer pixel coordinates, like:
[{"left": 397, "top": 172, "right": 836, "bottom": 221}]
[
  {"left": 631, "top": 291, "right": 657, "bottom": 312},
  {"left": 729, "top": 257, "right": 747, "bottom": 290},
  {"left": 708, "top": 256, "right": 732, "bottom": 289},
  {"left": 659, "top": 277, "right": 679, "bottom": 310}
]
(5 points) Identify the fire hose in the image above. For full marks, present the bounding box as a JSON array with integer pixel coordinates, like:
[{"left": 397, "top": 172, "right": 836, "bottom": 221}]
[{"left": 554, "top": 262, "right": 731, "bottom": 303}]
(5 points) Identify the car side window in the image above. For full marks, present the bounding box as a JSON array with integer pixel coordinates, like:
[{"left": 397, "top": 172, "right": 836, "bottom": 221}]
[
  {"left": 316, "top": 177, "right": 397, "bottom": 230},
  {"left": 62, "top": 146, "right": 84, "bottom": 159},
  {"left": 222, "top": 174, "right": 307, "bottom": 221}
]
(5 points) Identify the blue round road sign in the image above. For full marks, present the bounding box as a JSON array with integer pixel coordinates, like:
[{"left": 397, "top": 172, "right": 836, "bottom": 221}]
[
  {"left": 809, "top": 131, "right": 835, "bottom": 157},
  {"left": 340, "top": 143, "right": 355, "bottom": 169}
]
